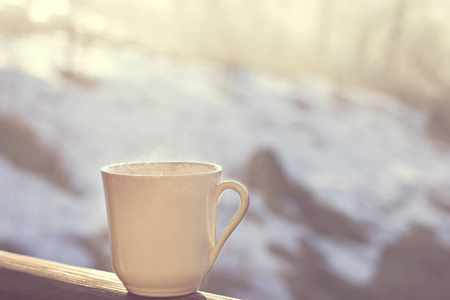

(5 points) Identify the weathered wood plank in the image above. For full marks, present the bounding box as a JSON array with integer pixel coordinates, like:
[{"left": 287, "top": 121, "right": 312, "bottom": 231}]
[{"left": 0, "top": 250, "right": 240, "bottom": 300}]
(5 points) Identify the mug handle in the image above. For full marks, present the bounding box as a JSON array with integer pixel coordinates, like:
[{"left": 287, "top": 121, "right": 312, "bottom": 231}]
[{"left": 209, "top": 180, "right": 250, "bottom": 269}]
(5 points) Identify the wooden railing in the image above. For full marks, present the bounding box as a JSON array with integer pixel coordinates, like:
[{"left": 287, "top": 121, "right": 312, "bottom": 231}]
[{"left": 0, "top": 250, "right": 240, "bottom": 300}]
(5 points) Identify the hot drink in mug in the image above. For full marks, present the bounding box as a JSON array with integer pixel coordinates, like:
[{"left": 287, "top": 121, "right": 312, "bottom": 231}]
[{"left": 101, "top": 161, "right": 249, "bottom": 297}]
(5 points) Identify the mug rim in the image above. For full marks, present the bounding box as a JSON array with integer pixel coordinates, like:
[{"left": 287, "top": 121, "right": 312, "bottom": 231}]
[{"left": 101, "top": 161, "right": 222, "bottom": 177}]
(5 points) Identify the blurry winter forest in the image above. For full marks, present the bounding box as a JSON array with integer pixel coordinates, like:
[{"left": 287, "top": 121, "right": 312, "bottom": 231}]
[{"left": 1, "top": 1, "right": 450, "bottom": 300}]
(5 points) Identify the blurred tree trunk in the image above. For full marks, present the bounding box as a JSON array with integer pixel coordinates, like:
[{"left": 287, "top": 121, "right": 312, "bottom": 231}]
[
  {"left": 354, "top": 7, "right": 380, "bottom": 72},
  {"left": 384, "top": 0, "right": 409, "bottom": 72},
  {"left": 65, "top": 1, "right": 77, "bottom": 77},
  {"left": 317, "top": 0, "right": 334, "bottom": 63}
]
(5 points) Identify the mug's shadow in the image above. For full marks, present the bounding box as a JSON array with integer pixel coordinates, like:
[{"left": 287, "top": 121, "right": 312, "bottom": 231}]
[{"left": 126, "top": 291, "right": 207, "bottom": 300}]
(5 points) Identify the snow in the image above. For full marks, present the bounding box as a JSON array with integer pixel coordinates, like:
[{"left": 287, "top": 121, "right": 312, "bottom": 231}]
[
  {"left": 212, "top": 192, "right": 300, "bottom": 300},
  {"left": 1, "top": 33, "right": 450, "bottom": 299},
  {"left": 311, "top": 237, "right": 380, "bottom": 284}
]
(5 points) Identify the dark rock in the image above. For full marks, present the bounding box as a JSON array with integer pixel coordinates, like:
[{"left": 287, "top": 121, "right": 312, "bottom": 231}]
[
  {"left": 243, "top": 148, "right": 368, "bottom": 242},
  {"left": 0, "top": 241, "right": 28, "bottom": 256},
  {"left": 290, "top": 185, "right": 368, "bottom": 242},
  {"left": 426, "top": 100, "right": 450, "bottom": 148},
  {"left": 279, "top": 241, "right": 370, "bottom": 300},
  {"left": 366, "top": 224, "right": 450, "bottom": 300},
  {"left": 0, "top": 113, "right": 79, "bottom": 195},
  {"left": 201, "top": 268, "right": 251, "bottom": 298},
  {"left": 429, "top": 189, "right": 450, "bottom": 214},
  {"left": 74, "top": 230, "right": 112, "bottom": 272},
  {"left": 243, "top": 148, "right": 291, "bottom": 198}
]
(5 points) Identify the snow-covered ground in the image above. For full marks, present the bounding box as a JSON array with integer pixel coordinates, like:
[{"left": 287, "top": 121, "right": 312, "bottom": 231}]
[{"left": 1, "top": 34, "right": 450, "bottom": 300}]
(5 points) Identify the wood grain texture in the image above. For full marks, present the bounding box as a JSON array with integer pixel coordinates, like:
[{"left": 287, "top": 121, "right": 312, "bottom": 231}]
[{"left": 0, "top": 250, "right": 240, "bottom": 300}]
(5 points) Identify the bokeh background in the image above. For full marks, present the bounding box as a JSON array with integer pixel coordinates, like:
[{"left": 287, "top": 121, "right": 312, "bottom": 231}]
[{"left": 1, "top": 1, "right": 450, "bottom": 299}]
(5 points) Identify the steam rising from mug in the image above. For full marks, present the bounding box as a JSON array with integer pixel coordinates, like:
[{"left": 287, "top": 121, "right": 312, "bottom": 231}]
[
  {"left": 101, "top": 161, "right": 249, "bottom": 297},
  {"left": 146, "top": 137, "right": 221, "bottom": 167}
]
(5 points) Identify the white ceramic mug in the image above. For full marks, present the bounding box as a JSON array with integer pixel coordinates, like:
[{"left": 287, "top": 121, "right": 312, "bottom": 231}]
[{"left": 101, "top": 161, "right": 249, "bottom": 297}]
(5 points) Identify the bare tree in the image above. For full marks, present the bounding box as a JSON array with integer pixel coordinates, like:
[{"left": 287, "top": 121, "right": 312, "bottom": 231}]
[
  {"left": 63, "top": 0, "right": 78, "bottom": 78},
  {"left": 384, "top": 0, "right": 410, "bottom": 72},
  {"left": 354, "top": 7, "right": 383, "bottom": 73},
  {"left": 316, "top": 0, "right": 335, "bottom": 63}
]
